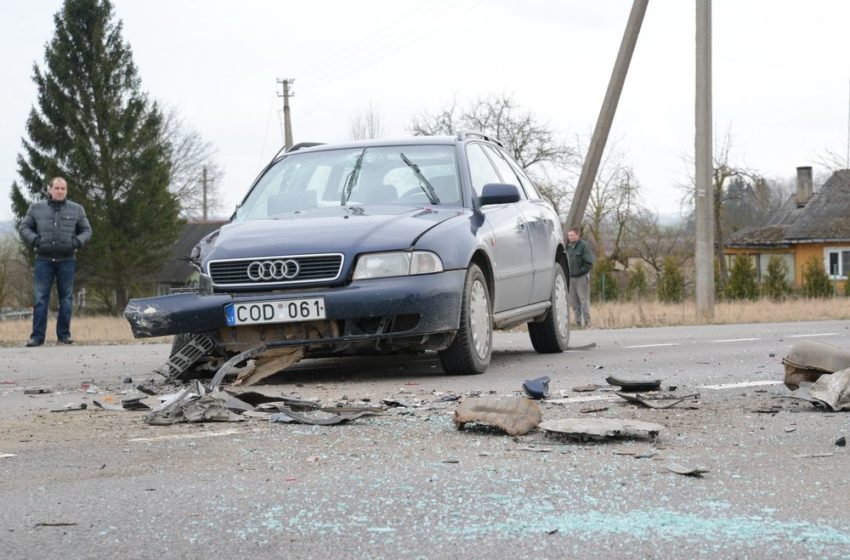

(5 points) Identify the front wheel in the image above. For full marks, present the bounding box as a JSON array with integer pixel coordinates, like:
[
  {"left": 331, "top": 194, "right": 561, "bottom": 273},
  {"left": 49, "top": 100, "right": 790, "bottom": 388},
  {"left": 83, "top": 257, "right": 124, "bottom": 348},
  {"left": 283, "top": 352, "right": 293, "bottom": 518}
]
[
  {"left": 439, "top": 264, "right": 492, "bottom": 375},
  {"left": 528, "top": 260, "right": 570, "bottom": 353}
]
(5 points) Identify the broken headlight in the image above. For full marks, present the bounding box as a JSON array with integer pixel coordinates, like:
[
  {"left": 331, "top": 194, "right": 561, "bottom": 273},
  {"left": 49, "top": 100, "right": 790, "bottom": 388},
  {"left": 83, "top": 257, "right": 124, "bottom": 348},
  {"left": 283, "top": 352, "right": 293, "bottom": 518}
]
[{"left": 353, "top": 251, "right": 443, "bottom": 280}]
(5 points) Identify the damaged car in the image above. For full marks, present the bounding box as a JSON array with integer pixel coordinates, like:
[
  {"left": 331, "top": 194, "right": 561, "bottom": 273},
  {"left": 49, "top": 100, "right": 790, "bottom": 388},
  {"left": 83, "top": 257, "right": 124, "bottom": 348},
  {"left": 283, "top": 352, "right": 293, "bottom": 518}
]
[{"left": 124, "top": 132, "right": 570, "bottom": 377}]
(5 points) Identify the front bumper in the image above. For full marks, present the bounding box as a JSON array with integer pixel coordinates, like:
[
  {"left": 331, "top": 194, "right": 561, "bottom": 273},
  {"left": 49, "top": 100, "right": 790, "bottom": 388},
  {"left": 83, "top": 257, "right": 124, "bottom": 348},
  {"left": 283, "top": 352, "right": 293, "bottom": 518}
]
[{"left": 123, "top": 270, "right": 465, "bottom": 339}]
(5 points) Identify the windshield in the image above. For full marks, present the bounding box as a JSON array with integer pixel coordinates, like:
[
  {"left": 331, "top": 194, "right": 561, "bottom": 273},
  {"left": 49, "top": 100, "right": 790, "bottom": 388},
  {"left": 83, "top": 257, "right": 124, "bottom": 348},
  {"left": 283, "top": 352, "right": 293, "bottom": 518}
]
[{"left": 234, "top": 144, "right": 461, "bottom": 222}]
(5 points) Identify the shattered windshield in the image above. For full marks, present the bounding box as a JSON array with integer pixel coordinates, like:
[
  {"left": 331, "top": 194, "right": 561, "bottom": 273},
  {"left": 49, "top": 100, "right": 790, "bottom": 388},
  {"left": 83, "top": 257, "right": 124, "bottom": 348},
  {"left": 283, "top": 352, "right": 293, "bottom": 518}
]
[{"left": 234, "top": 145, "right": 461, "bottom": 222}]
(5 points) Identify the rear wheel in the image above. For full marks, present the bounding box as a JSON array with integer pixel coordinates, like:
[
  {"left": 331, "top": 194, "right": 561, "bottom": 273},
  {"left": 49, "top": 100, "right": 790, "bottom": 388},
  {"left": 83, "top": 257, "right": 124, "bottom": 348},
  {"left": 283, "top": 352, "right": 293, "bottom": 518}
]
[
  {"left": 528, "top": 260, "right": 570, "bottom": 353},
  {"left": 439, "top": 263, "right": 492, "bottom": 375}
]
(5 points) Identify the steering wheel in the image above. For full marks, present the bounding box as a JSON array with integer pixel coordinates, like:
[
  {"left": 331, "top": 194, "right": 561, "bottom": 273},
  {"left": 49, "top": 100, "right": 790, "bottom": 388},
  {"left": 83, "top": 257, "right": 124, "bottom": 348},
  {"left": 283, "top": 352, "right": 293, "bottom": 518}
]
[{"left": 399, "top": 188, "right": 429, "bottom": 203}]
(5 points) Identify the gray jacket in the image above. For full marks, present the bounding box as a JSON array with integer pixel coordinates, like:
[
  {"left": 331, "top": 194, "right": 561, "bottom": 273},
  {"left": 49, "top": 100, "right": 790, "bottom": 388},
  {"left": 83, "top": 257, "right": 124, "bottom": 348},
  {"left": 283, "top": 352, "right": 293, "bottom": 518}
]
[{"left": 19, "top": 199, "right": 92, "bottom": 261}]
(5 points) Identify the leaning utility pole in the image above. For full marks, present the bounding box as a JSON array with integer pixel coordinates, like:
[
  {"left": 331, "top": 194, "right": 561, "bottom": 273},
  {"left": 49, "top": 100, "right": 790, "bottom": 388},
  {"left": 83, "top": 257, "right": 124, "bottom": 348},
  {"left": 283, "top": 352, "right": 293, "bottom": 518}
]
[
  {"left": 695, "top": 0, "right": 715, "bottom": 319},
  {"left": 567, "top": 0, "right": 649, "bottom": 231},
  {"left": 277, "top": 78, "right": 295, "bottom": 150},
  {"left": 202, "top": 166, "right": 208, "bottom": 222}
]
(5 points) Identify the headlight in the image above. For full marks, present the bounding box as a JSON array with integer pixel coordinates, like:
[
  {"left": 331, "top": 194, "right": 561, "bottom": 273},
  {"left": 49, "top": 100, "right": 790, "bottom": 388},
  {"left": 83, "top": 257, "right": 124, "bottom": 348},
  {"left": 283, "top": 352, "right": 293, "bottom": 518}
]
[{"left": 353, "top": 251, "right": 444, "bottom": 280}]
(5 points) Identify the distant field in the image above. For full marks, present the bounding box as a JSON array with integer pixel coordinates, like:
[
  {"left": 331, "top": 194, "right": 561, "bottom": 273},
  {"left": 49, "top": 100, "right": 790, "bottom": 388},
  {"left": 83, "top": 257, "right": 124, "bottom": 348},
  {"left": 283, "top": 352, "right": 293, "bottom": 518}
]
[{"left": 1, "top": 298, "right": 847, "bottom": 346}]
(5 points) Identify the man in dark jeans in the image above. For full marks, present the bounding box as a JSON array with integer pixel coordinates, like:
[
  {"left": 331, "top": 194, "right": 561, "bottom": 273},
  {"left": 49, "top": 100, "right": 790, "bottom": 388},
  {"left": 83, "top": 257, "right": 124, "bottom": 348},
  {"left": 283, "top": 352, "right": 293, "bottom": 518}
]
[
  {"left": 565, "top": 227, "right": 595, "bottom": 328},
  {"left": 19, "top": 177, "right": 92, "bottom": 347}
]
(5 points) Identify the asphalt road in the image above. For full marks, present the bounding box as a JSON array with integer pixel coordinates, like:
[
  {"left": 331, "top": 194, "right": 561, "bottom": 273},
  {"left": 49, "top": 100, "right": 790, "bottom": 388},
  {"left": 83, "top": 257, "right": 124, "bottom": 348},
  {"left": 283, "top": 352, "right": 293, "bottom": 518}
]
[{"left": 2, "top": 320, "right": 850, "bottom": 559}]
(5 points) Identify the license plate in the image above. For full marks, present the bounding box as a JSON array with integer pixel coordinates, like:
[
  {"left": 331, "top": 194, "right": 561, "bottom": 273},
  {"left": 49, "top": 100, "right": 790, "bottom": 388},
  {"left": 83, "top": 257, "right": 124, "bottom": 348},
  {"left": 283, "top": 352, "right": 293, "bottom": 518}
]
[{"left": 225, "top": 298, "right": 326, "bottom": 326}]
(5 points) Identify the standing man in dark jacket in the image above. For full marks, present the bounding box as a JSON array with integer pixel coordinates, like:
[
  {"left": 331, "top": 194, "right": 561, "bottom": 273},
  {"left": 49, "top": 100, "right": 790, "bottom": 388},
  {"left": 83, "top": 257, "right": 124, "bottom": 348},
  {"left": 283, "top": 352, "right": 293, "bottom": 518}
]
[
  {"left": 19, "top": 177, "right": 92, "bottom": 346},
  {"left": 565, "top": 227, "right": 595, "bottom": 328}
]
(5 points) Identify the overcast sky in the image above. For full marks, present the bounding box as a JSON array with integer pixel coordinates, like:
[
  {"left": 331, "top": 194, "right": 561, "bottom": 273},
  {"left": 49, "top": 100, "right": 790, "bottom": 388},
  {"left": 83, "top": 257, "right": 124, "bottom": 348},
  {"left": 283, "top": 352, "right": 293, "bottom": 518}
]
[{"left": 2, "top": 0, "right": 849, "bottom": 222}]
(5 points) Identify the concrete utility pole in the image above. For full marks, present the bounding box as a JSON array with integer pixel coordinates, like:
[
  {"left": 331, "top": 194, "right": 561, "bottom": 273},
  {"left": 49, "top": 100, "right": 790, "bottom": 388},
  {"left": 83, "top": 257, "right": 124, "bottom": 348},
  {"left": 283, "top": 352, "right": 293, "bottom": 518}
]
[
  {"left": 567, "top": 0, "right": 649, "bottom": 231},
  {"left": 695, "top": 0, "right": 715, "bottom": 319},
  {"left": 277, "top": 78, "right": 295, "bottom": 150},
  {"left": 202, "top": 166, "right": 208, "bottom": 222}
]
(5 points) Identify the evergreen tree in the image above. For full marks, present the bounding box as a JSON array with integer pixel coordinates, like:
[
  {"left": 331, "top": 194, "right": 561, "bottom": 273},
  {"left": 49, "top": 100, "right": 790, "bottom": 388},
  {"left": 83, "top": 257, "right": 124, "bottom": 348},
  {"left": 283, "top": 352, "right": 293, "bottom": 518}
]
[
  {"left": 626, "top": 262, "right": 649, "bottom": 300},
  {"left": 801, "top": 256, "right": 833, "bottom": 298},
  {"left": 10, "top": 0, "right": 181, "bottom": 312},
  {"left": 657, "top": 256, "right": 685, "bottom": 303},
  {"left": 591, "top": 258, "right": 619, "bottom": 302},
  {"left": 762, "top": 255, "right": 791, "bottom": 300},
  {"left": 726, "top": 255, "right": 759, "bottom": 300}
]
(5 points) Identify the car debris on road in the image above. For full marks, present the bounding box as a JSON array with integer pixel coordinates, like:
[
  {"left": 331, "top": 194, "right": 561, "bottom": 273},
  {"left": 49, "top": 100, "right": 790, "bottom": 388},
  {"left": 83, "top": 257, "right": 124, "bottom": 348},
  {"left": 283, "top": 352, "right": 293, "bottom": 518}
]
[
  {"left": 454, "top": 396, "right": 542, "bottom": 436},
  {"left": 539, "top": 418, "right": 663, "bottom": 441}
]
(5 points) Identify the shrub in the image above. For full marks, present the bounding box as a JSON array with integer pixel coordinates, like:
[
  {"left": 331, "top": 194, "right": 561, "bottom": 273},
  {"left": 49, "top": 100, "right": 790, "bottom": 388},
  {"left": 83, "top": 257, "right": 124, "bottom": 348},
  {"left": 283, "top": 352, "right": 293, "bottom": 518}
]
[
  {"left": 657, "top": 256, "right": 685, "bottom": 303},
  {"left": 726, "top": 255, "right": 759, "bottom": 300},
  {"left": 801, "top": 256, "right": 833, "bottom": 298},
  {"left": 762, "top": 256, "right": 792, "bottom": 300},
  {"left": 626, "top": 262, "right": 649, "bottom": 300},
  {"left": 591, "top": 258, "right": 619, "bottom": 302}
]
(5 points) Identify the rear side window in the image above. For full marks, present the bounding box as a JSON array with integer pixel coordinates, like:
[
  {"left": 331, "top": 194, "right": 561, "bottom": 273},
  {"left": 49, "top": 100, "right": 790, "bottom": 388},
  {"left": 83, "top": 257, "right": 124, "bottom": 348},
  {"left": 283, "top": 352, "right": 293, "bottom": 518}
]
[
  {"left": 502, "top": 150, "right": 543, "bottom": 200},
  {"left": 466, "top": 143, "right": 501, "bottom": 197},
  {"left": 483, "top": 145, "right": 527, "bottom": 200}
]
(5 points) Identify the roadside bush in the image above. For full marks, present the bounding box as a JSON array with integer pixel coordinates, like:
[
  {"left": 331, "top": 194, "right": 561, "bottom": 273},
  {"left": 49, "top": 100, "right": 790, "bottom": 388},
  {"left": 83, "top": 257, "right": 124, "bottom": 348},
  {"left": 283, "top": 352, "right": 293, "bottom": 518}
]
[
  {"left": 845, "top": 279, "right": 850, "bottom": 297},
  {"left": 801, "top": 256, "right": 833, "bottom": 298},
  {"left": 762, "top": 256, "right": 792, "bottom": 300},
  {"left": 657, "top": 256, "right": 685, "bottom": 303},
  {"left": 626, "top": 263, "right": 649, "bottom": 300},
  {"left": 591, "top": 258, "right": 619, "bottom": 302},
  {"left": 726, "top": 255, "right": 759, "bottom": 300}
]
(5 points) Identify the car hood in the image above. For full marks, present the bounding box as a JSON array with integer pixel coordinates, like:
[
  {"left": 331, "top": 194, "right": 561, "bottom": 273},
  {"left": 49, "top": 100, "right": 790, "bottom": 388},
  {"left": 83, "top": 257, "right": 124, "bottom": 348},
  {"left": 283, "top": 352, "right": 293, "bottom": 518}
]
[{"left": 204, "top": 205, "right": 464, "bottom": 262}]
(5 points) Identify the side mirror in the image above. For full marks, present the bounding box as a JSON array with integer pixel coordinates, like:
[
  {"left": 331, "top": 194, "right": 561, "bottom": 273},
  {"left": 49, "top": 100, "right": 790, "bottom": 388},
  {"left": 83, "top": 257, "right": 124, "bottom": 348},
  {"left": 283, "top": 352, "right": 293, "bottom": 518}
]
[{"left": 479, "top": 183, "right": 521, "bottom": 206}]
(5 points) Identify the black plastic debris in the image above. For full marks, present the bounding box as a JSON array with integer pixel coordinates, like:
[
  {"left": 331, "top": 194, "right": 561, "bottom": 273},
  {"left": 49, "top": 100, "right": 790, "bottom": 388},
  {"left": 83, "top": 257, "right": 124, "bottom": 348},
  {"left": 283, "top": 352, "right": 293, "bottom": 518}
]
[
  {"left": 121, "top": 397, "right": 150, "bottom": 411},
  {"left": 122, "top": 377, "right": 133, "bottom": 384},
  {"left": 616, "top": 392, "right": 699, "bottom": 410},
  {"left": 523, "top": 376, "right": 550, "bottom": 399},
  {"left": 836, "top": 436, "right": 847, "bottom": 447},
  {"left": 50, "top": 403, "right": 87, "bottom": 412},
  {"left": 605, "top": 376, "right": 661, "bottom": 392},
  {"left": 24, "top": 387, "right": 52, "bottom": 395}
]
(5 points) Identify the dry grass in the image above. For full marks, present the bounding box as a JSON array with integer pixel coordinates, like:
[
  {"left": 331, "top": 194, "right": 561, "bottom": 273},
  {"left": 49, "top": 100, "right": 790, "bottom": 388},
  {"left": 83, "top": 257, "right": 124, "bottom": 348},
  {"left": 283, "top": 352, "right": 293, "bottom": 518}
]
[
  {"left": 1, "top": 298, "right": 848, "bottom": 345},
  {"left": 592, "top": 298, "right": 850, "bottom": 329}
]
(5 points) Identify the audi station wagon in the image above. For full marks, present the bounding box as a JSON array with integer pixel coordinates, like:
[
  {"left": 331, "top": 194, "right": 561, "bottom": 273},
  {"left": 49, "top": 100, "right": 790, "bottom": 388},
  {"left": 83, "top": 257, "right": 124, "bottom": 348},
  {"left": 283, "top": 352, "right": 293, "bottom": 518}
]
[{"left": 124, "top": 133, "right": 571, "bottom": 376}]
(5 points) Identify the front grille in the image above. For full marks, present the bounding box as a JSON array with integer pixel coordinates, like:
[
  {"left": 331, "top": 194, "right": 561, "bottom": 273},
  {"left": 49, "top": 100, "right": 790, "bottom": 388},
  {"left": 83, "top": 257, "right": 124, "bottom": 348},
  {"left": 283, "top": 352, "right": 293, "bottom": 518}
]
[{"left": 209, "top": 254, "right": 344, "bottom": 287}]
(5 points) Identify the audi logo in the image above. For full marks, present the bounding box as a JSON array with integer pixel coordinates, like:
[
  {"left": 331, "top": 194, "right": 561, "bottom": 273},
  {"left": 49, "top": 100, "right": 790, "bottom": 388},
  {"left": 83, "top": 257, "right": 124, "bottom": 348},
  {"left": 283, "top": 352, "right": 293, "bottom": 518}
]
[{"left": 246, "top": 259, "right": 301, "bottom": 281}]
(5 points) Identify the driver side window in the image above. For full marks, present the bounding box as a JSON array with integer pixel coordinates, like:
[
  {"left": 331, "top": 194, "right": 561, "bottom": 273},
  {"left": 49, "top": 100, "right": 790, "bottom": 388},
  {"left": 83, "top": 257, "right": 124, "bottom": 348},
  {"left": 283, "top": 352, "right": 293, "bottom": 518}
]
[{"left": 466, "top": 143, "right": 501, "bottom": 197}]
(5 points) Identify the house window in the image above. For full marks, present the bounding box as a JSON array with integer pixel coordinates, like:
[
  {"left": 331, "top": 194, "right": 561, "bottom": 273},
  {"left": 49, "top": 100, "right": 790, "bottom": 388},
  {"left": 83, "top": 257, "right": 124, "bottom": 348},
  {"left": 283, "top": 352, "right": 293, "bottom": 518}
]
[{"left": 825, "top": 248, "right": 850, "bottom": 279}]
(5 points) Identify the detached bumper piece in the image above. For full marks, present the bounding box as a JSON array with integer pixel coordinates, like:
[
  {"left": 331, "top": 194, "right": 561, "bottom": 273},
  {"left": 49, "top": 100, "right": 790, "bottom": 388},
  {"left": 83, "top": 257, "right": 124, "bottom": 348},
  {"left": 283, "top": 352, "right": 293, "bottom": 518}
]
[{"left": 161, "top": 334, "right": 216, "bottom": 380}]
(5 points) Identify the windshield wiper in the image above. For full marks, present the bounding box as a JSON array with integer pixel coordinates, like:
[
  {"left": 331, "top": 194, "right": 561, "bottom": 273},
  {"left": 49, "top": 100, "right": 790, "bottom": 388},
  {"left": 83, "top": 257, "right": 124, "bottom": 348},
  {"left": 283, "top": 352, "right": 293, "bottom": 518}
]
[
  {"left": 400, "top": 153, "right": 439, "bottom": 204},
  {"left": 341, "top": 149, "right": 366, "bottom": 205}
]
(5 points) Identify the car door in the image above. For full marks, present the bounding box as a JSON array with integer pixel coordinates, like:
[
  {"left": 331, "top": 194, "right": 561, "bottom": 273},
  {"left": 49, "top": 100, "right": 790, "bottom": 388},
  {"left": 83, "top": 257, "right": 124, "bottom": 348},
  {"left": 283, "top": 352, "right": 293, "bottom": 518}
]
[
  {"left": 483, "top": 145, "right": 559, "bottom": 304},
  {"left": 466, "top": 143, "right": 533, "bottom": 312}
]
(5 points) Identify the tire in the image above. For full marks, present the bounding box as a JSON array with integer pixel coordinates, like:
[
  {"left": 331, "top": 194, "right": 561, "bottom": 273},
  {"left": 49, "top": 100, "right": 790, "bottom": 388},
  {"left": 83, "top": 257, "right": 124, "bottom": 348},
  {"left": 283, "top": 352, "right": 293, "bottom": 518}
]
[
  {"left": 528, "top": 260, "right": 570, "bottom": 353},
  {"left": 438, "top": 263, "right": 492, "bottom": 375}
]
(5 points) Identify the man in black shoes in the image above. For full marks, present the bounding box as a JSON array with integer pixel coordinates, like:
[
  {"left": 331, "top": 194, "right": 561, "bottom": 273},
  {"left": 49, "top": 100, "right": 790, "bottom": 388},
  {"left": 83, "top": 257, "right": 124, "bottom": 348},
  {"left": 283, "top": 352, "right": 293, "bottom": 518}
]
[{"left": 19, "top": 177, "right": 92, "bottom": 347}]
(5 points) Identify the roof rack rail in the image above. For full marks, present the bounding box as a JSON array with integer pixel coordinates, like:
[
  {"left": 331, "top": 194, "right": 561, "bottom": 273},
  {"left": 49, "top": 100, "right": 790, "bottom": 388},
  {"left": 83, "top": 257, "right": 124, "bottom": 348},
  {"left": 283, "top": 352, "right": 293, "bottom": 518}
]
[
  {"left": 456, "top": 130, "right": 503, "bottom": 147},
  {"left": 287, "top": 142, "right": 325, "bottom": 152}
]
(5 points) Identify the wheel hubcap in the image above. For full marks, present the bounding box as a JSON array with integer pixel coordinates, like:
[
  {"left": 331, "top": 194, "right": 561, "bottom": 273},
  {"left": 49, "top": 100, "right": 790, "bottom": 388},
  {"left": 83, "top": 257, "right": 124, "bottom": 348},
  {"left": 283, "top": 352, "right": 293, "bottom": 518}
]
[
  {"left": 554, "top": 271, "right": 568, "bottom": 338},
  {"left": 469, "top": 279, "right": 491, "bottom": 359}
]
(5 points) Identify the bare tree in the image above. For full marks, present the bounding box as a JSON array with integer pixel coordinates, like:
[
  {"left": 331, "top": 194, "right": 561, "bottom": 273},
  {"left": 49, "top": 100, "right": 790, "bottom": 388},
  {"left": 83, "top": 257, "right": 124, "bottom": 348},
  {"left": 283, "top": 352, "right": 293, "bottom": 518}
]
[
  {"left": 410, "top": 94, "right": 575, "bottom": 215},
  {"left": 628, "top": 209, "right": 689, "bottom": 282},
  {"left": 161, "top": 107, "right": 224, "bottom": 221},
  {"left": 349, "top": 101, "right": 384, "bottom": 140}
]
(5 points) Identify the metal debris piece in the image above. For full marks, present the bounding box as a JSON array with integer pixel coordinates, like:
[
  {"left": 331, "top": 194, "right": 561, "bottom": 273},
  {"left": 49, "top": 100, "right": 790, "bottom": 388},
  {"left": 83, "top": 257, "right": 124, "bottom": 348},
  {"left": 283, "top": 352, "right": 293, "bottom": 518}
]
[
  {"left": 24, "top": 387, "right": 52, "bottom": 395},
  {"left": 615, "top": 392, "right": 699, "bottom": 410},
  {"left": 523, "top": 376, "right": 550, "bottom": 399},
  {"left": 50, "top": 403, "right": 87, "bottom": 412},
  {"left": 795, "top": 453, "right": 834, "bottom": 459},
  {"left": 383, "top": 398, "right": 413, "bottom": 408},
  {"left": 208, "top": 344, "right": 270, "bottom": 390},
  {"left": 144, "top": 381, "right": 243, "bottom": 425},
  {"left": 439, "top": 394, "right": 461, "bottom": 402},
  {"left": 808, "top": 368, "right": 850, "bottom": 411},
  {"left": 0, "top": 453, "right": 17, "bottom": 459},
  {"left": 121, "top": 397, "right": 150, "bottom": 410},
  {"left": 35, "top": 522, "right": 77, "bottom": 527},
  {"left": 234, "top": 347, "right": 305, "bottom": 386},
  {"left": 665, "top": 462, "right": 709, "bottom": 477},
  {"left": 580, "top": 405, "right": 608, "bottom": 413},
  {"left": 519, "top": 447, "right": 551, "bottom": 453},
  {"left": 454, "top": 397, "right": 542, "bottom": 436},
  {"left": 92, "top": 399, "right": 124, "bottom": 411},
  {"left": 539, "top": 418, "right": 663, "bottom": 441},
  {"left": 836, "top": 436, "right": 846, "bottom": 447},
  {"left": 605, "top": 376, "right": 661, "bottom": 393},
  {"left": 573, "top": 384, "right": 602, "bottom": 393},
  {"left": 785, "top": 426, "right": 797, "bottom": 433},
  {"left": 567, "top": 342, "right": 597, "bottom": 351},
  {"left": 782, "top": 340, "right": 850, "bottom": 390},
  {"left": 269, "top": 407, "right": 380, "bottom": 425},
  {"left": 224, "top": 390, "right": 288, "bottom": 407}
]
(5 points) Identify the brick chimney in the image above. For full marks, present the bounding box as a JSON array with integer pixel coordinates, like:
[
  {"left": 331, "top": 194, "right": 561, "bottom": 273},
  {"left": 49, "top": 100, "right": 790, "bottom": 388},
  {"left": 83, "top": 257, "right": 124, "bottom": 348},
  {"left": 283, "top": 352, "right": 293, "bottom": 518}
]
[{"left": 796, "top": 166, "right": 813, "bottom": 207}]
